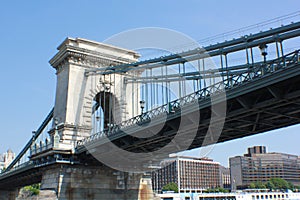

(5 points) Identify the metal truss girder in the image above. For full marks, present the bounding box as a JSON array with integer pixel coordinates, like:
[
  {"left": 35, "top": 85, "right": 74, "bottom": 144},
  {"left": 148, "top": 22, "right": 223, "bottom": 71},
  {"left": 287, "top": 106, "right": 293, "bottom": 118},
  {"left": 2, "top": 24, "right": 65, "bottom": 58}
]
[
  {"left": 86, "top": 22, "right": 300, "bottom": 75},
  {"left": 264, "top": 110, "right": 300, "bottom": 121},
  {"left": 97, "top": 30, "right": 300, "bottom": 76},
  {"left": 225, "top": 100, "right": 300, "bottom": 131},
  {"left": 5, "top": 108, "right": 54, "bottom": 172},
  {"left": 232, "top": 114, "right": 274, "bottom": 127},
  {"left": 267, "top": 86, "right": 283, "bottom": 99},
  {"left": 125, "top": 69, "right": 250, "bottom": 83},
  {"left": 252, "top": 113, "right": 261, "bottom": 132},
  {"left": 236, "top": 96, "right": 253, "bottom": 109},
  {"left": 77, "top": 57, "right": 300, "bottom": 155},
  {"left": 226, "top": 91, "right": 300, "bottom": 121},
  {"left": 117, "top": 117, "right": 200, "bottom": 152}
]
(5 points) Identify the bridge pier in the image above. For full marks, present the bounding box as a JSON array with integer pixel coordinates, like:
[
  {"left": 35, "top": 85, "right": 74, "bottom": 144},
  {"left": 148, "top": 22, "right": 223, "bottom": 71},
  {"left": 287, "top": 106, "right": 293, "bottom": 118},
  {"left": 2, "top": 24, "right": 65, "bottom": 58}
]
[
  {"left": 40, "top": 164, "right": 154, "bottom": 200},
  {"left": 0, "top": 189, "right": 19, "bottom": 200}
]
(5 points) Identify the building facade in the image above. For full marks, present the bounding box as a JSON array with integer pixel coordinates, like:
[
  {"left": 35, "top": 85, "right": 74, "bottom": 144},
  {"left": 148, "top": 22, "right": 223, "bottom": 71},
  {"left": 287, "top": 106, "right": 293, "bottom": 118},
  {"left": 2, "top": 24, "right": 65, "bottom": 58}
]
[
  {"left": 230, "top": 146, "right": 300, "bottom": 189},
  {"left": 0, "top": 149, "right": 15, "bottom": 172},
  {"left": 152, "top": 156, "right": 224, "bottom": 193},
  {"left": 220, "top": 166, "right": 231, "bottom": 189}
]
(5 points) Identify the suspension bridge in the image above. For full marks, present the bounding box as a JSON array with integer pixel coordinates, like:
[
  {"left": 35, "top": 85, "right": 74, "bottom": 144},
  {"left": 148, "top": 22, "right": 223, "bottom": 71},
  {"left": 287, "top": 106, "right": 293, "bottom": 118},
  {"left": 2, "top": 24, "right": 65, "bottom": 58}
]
[{"left": 0, "top": 20, "right": 300, "bottom": 199}]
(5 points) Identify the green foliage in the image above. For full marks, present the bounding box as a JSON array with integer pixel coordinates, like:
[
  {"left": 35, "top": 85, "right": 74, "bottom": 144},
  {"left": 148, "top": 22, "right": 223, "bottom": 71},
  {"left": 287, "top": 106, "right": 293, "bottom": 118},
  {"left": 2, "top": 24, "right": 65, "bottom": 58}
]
[
  {"left": 248, "top": 178, "right": 297, "bottom": 191},
  {"left": 23, "top": 184, "right": 40, "bottom": 196},
  {"left": 288, "top": 182, "right": 294, "bottom": 190},
  {"left": 248, "top": 182, "right": 266, "bottom": 189},
  {"left": 294, "top": 185, "right": 300, "bottom": 191},
  {"left": 162, "top": 182, "right": 178, "bottom": 193},
  {"left": 269, "top": 178, "right": 289, "bottom": 190},
  {"left": 256, "top": 182, "right": 267, "bottom": 189},
  {"left": 266, "top": 181, "right": 275, "bottom": 190},
  {"left": 249, "top": 182, "right": 256, "bottom": 189}
]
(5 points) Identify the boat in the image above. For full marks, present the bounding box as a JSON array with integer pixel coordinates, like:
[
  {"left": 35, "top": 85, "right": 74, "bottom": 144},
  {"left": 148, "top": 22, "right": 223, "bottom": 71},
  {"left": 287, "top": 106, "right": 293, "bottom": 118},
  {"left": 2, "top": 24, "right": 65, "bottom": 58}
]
[{"left": 157, "top": 190, "right": 300, "bottom": 200}]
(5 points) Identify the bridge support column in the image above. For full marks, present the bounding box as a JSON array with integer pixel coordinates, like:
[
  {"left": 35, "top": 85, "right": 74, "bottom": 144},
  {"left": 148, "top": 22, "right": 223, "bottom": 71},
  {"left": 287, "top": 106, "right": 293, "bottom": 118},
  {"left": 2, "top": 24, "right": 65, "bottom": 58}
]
[
  {"left": 40, "top": 164, "right": 155, "bottom": 200},
  {"left": 49, "top": 38, "right": 140, "bottom": 151},
  {"left": 0, "top": 189, "right": 19, "bottom": 200}
]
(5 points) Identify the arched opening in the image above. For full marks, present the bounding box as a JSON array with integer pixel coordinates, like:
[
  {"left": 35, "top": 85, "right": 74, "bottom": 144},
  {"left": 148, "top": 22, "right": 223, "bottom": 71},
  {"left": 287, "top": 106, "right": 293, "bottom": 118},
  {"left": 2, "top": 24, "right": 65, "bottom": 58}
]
[{"left": 91, "top": 91, "right": 121, "bottom": 134}]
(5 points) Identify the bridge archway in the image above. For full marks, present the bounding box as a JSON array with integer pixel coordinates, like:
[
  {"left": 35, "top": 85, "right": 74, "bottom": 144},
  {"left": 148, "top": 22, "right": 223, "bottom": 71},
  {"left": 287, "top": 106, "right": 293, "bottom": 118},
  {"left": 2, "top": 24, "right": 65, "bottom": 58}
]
[{"left": 92, "top": 91, "right": 121, "bottom": 133}]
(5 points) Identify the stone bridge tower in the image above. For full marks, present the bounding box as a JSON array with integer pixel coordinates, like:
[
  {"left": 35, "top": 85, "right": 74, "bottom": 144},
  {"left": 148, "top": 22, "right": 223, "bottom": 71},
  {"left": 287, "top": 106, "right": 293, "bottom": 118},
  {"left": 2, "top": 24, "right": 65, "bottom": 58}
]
[
  {"left": 0, "top": 38, "right": 155, "bottom": 200},
  {"left": 49, "top": 38, "right": 140, "bottom": 150}
]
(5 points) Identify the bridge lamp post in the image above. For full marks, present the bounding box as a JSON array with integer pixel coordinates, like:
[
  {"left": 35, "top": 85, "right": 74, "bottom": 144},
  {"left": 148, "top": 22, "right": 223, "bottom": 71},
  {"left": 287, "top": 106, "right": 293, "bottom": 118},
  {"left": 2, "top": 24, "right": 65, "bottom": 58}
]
[
  {"left": 31, "top": 131, "right": 37, "bottom": 155},
  {"left": 53, "top": 118, "right": 60, "bottom": 148},
  {"left": 139, "top": 100, "right": 145, "bottom": 115},
  {"left": 259, "top": 44, "right": 268, "bottom": 63},
  {"left": 31, "top": 131, "right": 36, "bottom": 140}
]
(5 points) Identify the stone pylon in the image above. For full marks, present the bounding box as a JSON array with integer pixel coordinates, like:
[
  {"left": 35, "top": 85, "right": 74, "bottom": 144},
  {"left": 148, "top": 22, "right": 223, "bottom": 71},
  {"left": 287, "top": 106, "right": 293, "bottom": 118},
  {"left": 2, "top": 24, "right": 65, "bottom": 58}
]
[{"left": 49, "top": 37, "right": 141, "bottom": 150}]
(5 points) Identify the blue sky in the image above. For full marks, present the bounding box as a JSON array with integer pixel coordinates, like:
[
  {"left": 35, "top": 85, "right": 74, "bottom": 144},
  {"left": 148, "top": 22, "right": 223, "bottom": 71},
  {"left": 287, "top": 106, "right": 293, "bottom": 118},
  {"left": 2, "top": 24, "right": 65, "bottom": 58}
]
[{"left": 0, "top": 1, "right": 299, "bottom": 167}]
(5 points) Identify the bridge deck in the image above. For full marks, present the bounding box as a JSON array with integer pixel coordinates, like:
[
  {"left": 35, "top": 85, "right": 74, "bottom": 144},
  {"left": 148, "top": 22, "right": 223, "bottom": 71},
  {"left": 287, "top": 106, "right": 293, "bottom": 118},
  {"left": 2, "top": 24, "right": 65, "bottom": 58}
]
[{"left": 76, "top": 51, "right": 300, "bottom": 169}]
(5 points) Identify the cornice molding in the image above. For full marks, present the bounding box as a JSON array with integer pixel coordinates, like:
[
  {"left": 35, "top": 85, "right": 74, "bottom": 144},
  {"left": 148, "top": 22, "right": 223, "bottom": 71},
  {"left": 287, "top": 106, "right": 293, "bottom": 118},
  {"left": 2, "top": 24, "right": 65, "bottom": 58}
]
[
  {"left": 48, "top": 123, "right": 92, "bottom": 135},
  {"left": 49, "top": 38, "right": 140, "bottom": 73}
]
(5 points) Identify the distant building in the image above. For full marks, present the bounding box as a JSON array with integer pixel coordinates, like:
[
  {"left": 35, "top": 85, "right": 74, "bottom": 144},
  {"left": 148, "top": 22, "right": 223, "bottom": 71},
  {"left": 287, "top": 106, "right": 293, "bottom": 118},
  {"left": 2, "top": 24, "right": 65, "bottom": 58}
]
[
  {"left": 230, "top": 146, "right": 300, "bottom": 190},
  {"left": 219, "top": 166, "right": 231, "bottom": 189},
  {"left": 0, "top": 149, "right": 15, "bottom": 172},
  {"left": 151, "top": 155, "right": 227, "bottom": 193}
]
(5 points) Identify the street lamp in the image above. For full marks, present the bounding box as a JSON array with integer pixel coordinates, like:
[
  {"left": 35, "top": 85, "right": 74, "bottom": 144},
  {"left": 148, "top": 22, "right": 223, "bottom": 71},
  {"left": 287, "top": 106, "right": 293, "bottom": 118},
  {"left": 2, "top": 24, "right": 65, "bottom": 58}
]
[
  {"left": 259, "top": 44, "right": 268, "bottom": 63},
  {"left": 139, "top": 100, "right": 145, "bottom": 114}
]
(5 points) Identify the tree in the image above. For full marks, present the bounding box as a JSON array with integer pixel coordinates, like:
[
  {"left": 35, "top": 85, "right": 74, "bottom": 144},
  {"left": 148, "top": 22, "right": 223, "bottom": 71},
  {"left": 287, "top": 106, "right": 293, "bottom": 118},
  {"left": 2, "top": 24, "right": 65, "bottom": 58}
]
[
  {"left": 162, "top": 182, "right": 178, "bottom": 193},
  {"left": 269, "top": 178, "right": 289, "bottom": 190},
  {"left": 256, "top": 182, "right": 267, "bottom": 189},
  {"left": 216, "top": 188, "right": 229, "bottom": 193},
  {"left": 205, "top": 187, "right": 229, "bottom": 193},
  {"left": 23, "top": 184, "right": 40, "bottom": 195},
  {"left": 249, "top": 182, "right": 256, "bottom": 189},
  {"left": 248, "top": 181, "right": 266, "bottom": 189},
  {"left": 288, "top": 182, "right": 294, "bottom": 190},
  {"left": 266, "top": 181, "right": 275, "bottom": 190},
  {"left": 294, "top": 185, "right": 300, "bottom": 192},
  {"left": 249, "top": 178, "right": 294, "bottom": 191}
]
